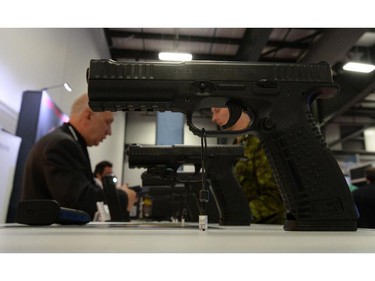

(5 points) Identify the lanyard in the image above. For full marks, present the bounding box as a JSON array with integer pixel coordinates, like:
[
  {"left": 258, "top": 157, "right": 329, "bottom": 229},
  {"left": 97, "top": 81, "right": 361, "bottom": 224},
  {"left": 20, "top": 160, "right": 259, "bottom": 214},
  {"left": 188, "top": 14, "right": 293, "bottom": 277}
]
[{"left": 67, "top": 125, "right": 79, "bottom": 142}]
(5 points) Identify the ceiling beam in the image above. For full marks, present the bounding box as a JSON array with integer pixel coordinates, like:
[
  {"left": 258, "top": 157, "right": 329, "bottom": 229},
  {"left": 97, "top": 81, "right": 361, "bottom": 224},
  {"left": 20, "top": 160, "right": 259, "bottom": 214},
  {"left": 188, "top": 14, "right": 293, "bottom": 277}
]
[
  {"left": 318, "top": 70, "right": 375, "bottom": 126},
  {"left": 299, "top": 28, "right": 368, "bottom": 65},
  {"left": 265, "top": 40, "right": 310, "bottom": 50},
  {"left": 106, "top": 29, "right": 243, "bottom": 45},
  {"left": 236, "top": 28, "right": 272, "bottom": 61},
  {"left": 344, "top": 108, "right": 375, "bottom": 118},
  {"left": 262, "top": 30, "right": 322, "bottom": 59},
  {"left": 328, "top": 126, "right": 367, "bottom": 147},
  {"left": 306, "top": 29, "right": 373, "bottom": 126},
  {"left": 329, "top": 120, "right": 375, "bottom": 126}
]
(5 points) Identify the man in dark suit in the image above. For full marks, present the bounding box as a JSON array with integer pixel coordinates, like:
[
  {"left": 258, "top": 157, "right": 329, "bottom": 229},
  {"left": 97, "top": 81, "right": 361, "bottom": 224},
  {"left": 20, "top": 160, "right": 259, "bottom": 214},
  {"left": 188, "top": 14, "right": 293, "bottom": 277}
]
[
  {"left": 353, "top": 166, "right": 375, "bottom": 228},
  {"left": 21, "top": 93, "right": 132, "bottom": 220}
]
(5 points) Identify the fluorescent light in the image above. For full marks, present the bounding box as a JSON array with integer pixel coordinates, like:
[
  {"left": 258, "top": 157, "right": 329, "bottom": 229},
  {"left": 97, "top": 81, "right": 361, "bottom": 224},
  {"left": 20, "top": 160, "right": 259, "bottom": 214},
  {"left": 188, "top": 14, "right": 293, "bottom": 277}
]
[
  {"left": 158, "top": 52, "right": 192, "bottom": 61},
  {"left": 343, "top": 62, "right": 375, "bottom": 73},
  {"left": 63, "top": 82, "right": 72, "bottom": 92}
]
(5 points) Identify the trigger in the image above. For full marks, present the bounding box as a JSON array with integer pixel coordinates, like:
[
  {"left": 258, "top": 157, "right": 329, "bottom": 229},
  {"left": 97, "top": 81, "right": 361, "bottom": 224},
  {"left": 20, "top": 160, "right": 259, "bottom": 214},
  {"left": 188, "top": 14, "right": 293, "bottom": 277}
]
[{"left": 221, "top": 102, "right": 242, "bottom": 129}]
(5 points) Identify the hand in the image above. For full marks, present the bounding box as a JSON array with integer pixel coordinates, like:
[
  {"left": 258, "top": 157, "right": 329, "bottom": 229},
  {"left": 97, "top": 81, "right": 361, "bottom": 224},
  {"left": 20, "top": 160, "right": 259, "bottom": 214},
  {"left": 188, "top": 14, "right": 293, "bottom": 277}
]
[{"left": 118, "top": 183, "right": 138, "bottom": 212}]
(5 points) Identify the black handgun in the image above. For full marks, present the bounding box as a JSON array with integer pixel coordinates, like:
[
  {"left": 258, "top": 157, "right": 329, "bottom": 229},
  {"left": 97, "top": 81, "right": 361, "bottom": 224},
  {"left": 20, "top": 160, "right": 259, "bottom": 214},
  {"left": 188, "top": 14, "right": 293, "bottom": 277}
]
[
  {"left": 87, "top": 59, "right": 358, "bottom": 231},
  {"left": 127, "top": 144, "right": 251, "bottom": 225}
]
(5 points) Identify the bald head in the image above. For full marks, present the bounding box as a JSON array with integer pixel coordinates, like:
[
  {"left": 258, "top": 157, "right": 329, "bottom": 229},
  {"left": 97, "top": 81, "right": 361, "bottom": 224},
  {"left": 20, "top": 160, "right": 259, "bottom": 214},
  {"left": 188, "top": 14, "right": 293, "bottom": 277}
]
[
  {"left": 69, "top": 93, "right": 114, "bottom": 147},
  {"left": 70, "top": 94, "right": 90, "bottom": 117}
]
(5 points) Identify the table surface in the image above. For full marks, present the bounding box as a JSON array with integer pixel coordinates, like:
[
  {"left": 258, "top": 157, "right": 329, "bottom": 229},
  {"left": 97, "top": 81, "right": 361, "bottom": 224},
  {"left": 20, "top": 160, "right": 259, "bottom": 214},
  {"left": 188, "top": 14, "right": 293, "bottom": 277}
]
[{"left": 1, "top": 221, "right": 375, "bottom": 253}]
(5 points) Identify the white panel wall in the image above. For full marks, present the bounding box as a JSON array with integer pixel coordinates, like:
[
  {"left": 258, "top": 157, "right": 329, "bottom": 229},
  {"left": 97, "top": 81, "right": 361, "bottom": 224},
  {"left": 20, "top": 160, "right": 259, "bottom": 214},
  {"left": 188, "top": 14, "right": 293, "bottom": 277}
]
[
  {"left": 125, "top": 112, "right": 157, "bottom": 145},
  {"left": 364, "top": 128, "right": 375, "bottom": 152},
  {"left": 0, "top": 28, "right": 125, "bottom": 181}
]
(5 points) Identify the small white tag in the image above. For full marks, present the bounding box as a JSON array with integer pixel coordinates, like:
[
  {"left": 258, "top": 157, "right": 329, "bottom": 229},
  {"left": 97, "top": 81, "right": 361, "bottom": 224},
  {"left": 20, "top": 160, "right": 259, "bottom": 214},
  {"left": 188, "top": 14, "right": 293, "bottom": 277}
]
[{"left": 199, "top": 215, "right": 208, "bottom": 231}]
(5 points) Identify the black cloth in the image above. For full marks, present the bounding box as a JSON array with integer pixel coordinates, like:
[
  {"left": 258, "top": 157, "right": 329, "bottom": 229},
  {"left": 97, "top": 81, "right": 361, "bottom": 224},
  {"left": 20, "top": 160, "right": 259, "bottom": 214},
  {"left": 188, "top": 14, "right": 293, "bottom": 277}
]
[
  {"left": 22, "top": 122, "right": 127, "bottom": 219},
  {"left": 353, "top": 183, "right": 375, "bottom": 228}
]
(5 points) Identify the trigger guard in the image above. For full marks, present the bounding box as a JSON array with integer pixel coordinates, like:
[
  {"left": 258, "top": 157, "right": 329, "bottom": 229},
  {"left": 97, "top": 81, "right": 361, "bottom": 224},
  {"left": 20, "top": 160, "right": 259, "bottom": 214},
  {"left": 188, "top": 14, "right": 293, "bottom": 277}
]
[{"left": 221, "top": 102, "right": 243, "bottom": 129}]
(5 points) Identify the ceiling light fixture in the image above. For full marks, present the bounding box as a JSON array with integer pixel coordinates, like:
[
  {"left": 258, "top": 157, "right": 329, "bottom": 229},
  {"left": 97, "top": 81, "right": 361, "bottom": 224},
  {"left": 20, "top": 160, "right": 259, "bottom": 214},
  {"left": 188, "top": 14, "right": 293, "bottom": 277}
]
[
  {"left": 41, "top": 82, "right": 72, "bottom": 94},
  {"left": 158, "top": 52, "right": 192, "bottom": 62},
  {"left": 63, "top": 82, "right": 72, "bottom": 92},
  {"left": 343, "top": 62, "right": 375, "bottom": 73}
]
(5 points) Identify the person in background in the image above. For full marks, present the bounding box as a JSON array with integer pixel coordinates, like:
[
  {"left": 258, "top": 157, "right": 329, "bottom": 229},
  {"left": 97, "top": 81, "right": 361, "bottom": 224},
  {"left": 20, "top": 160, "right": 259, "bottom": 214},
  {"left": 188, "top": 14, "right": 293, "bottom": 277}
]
[
  {"left": 94, "top": 160, "right": 138, "bottom": 212},
  {"left": 211, "top": 107, "right": 285, "bottom": 224},
  {"left": 93, "top": 160, "right": 114, "bottom": 187},
  {"left": 353, "top": 166, "right": 375, "bottom": 228},
  {"left": 21, "top": 93, "right": 129, "bottom": 220}
]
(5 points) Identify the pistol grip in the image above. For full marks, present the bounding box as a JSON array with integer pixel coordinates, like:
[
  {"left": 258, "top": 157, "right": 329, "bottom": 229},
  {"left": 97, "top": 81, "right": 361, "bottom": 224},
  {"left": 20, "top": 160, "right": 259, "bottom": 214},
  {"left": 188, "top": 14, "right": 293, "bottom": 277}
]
[{"left": 260, "top": 108, "right": 357, "bottom": 231}]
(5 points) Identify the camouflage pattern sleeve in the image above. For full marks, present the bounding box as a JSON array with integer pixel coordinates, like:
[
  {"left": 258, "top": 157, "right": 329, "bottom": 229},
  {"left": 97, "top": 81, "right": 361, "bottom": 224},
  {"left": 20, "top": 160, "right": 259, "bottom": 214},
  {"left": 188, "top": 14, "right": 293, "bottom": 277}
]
[{"left": 233, "top": 135, "right": 285, "bottom": 224}]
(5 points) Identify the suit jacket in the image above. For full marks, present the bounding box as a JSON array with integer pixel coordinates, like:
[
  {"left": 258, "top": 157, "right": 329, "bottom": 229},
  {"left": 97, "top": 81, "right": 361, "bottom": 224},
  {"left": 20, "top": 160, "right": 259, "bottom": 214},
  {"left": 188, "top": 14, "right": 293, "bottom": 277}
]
[{"left": 22, "top": 123, "right": 125, "bottom": 219}]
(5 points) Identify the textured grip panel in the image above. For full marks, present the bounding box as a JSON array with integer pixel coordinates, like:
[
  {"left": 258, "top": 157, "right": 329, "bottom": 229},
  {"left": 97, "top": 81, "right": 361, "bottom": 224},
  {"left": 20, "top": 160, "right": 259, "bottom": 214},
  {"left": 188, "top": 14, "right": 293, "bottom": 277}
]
[{"left": 260, "top": 108, "right": 357, "bottom": 231}]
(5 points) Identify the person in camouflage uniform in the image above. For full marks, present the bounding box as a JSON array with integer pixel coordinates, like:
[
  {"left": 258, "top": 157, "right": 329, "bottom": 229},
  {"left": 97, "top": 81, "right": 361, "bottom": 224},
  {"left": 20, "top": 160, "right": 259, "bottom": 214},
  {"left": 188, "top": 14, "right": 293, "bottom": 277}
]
[{"left": 211, "top": 108, "right": 285, "bottom": 224}]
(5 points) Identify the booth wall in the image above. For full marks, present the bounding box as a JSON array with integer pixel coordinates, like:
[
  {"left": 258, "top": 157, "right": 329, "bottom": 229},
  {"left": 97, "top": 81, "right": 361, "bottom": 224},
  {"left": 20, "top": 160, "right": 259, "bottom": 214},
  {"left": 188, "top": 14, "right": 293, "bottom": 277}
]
[{"left": 0, "top": 28, "right": 126, "bottom": 183}]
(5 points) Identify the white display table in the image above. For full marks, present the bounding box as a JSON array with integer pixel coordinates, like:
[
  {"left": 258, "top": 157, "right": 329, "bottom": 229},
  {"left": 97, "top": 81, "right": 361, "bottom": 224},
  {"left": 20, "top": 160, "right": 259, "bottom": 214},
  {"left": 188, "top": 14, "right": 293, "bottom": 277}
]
[{"left": 0, "top": 222, "right": 374, "bottom": 253}]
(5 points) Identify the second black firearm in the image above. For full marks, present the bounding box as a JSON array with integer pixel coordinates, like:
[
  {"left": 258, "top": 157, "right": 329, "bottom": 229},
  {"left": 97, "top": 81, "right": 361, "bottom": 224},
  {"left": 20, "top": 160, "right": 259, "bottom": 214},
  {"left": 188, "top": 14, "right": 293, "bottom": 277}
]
[{"left": 127, "top": 144, "right": 251, "bottom": 225}]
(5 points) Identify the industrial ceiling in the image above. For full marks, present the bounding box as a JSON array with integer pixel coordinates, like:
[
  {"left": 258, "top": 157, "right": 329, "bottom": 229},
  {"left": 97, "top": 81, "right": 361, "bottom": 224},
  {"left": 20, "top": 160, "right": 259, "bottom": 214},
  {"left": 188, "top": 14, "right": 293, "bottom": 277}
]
[{"left": 103, "top": 28, "right": 375, "bottom": 158}]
